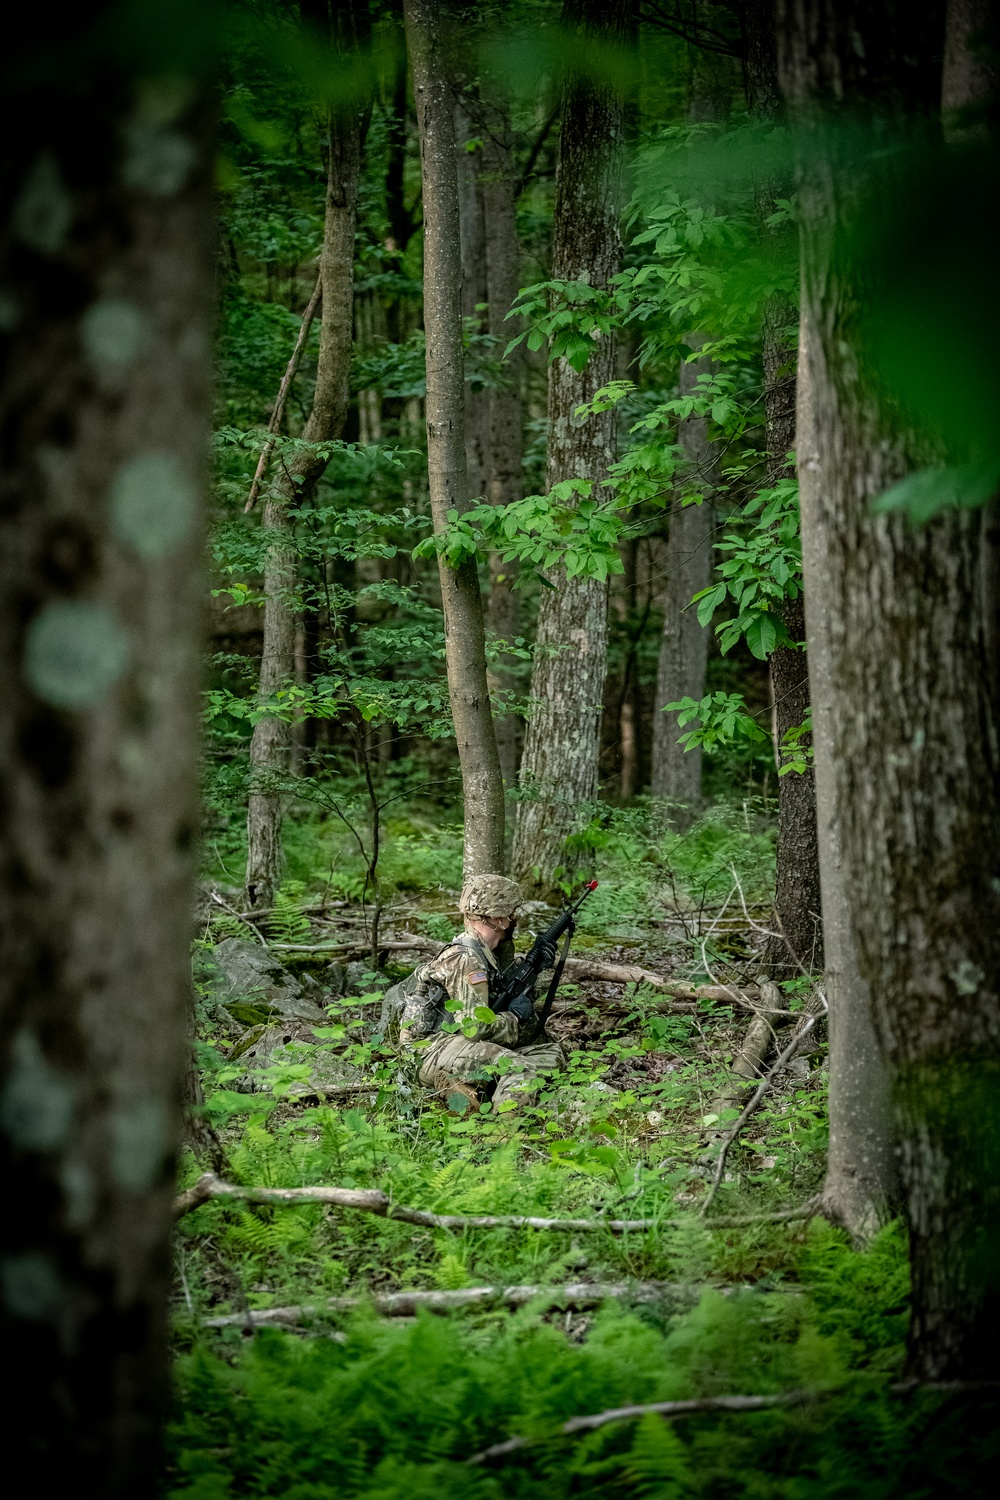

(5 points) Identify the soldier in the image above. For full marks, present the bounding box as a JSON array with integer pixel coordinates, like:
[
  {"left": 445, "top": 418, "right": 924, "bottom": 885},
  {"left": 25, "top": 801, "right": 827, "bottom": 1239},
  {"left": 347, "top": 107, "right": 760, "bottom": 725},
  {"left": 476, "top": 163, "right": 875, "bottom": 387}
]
[{"left": 395, "top": 874, "right": 564, "bottom": 1109}]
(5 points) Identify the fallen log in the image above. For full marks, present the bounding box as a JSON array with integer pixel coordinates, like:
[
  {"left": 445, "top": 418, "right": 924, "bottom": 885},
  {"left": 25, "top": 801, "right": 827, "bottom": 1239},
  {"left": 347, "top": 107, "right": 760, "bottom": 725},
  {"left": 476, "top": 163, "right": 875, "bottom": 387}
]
[
  {"left": 174, "top": 1172, "right": 822, "bottom": 1234},
  {"left": 468, "top": 1391, "right": 822, "bottom": 1462},
  {"left": 290, "top": 931, "right": 762, "bottom": 1007},
  {"left": 467, "top": 1377, "right": 1000, "bottom": 1463},
  {"left": 200, "top": 1280, "right": 684, "bottom": 1327}
]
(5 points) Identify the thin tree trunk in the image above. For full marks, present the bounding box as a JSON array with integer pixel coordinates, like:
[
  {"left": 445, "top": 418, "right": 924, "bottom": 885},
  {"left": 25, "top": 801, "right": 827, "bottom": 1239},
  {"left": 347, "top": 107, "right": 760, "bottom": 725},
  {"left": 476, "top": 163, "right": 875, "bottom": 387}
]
[
  {"left": 797, "top": 306, "right": 898, "bottom": 1239},
  {"left": 404, "top": 0, "right": 506, "bottom": 877},
  {"left": 512, "top": 0, "right": 630, "bottom": 889},
  {"left": 482, "top": 105, "right": 525, "bottom": 789},
  {"left": 0, "top": 36, "right": 212, "bottom": 1492},
  {"left": 650, "top": 343, "right": 715, "bottom": 824},
  {"left": 758, "top": 310, "right": 822, "bottom": 978},
  {"left": 744, "top": 0, "right": 823, "bottom": 980},
  {"left": 245, "top": 0, "right": 368, "bottom": 908},
  {"left": 780, "top": 0, "right": 1000, "bottom": 1375}
]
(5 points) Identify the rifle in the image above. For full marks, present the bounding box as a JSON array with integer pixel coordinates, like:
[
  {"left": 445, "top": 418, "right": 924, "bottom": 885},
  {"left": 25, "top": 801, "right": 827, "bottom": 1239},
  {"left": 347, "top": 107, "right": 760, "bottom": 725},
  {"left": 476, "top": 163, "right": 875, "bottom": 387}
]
[{"left": 491, "top": 880, "right": 598, "bottom": 1042}]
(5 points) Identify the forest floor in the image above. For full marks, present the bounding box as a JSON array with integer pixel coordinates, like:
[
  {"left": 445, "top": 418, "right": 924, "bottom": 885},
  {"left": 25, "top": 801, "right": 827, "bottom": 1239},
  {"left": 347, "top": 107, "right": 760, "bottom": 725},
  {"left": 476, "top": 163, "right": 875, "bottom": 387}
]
[{"left": 169, "top": 806, "right": 997, "bottom": 1497}]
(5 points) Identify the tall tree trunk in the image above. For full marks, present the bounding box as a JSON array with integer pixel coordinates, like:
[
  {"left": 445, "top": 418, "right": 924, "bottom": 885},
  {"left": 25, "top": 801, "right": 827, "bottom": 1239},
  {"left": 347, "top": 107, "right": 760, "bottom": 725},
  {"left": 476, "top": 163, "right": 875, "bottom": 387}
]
[
  {"left": 780, "top": 0, "right": 1000, "bottom": 1376},
  {"left": 650, "top": 343, "right": 715, "bottom": 825},
  {"left": 744, "top": 0, "right": 823, "bottom": 979},
  {"left": 0, "top": 22, "right": 212, "bottom": 1490},
  {"left": 455, "top": 104, "right": 489, "bottom": 502},
  {"left": 405, "top": 0, "right": 506, "bottom": 877},
  {"left": 798, "top": 307, "right": 898, "bottom": 1238},
  {"left": 245, "top": 0, "right": 368, "bottom": 908},
  {"left": 512, "top": 0, "right": 630, "bottom": 889},
  {"left": 481, "top": 105, "right": 524, "bottom": 789}
]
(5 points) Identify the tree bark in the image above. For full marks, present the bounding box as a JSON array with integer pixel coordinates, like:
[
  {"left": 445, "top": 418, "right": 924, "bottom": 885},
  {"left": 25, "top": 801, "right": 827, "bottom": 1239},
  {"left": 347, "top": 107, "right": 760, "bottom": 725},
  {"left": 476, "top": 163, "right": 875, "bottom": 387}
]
[
  {"left": 512, "top": 0, "right": 631, "bottom": 889},
  {"left": 650, "top": 343, "right": 715, "bottom": 823},
  {"left": 405, "top": 0, "right": 506, "bottom": 877},
  {"left": 245, "top": 0, "right": 368, "bottom": 908},
  {"left": 758, "top": 318, "right": 822, "bottom": 977},
  {"left": 0, "top": 27, "right": 212, "bottom": 1492},
  {"left": 797, "top": 306, "right": 898, "bottom": 1239},
  {"left": 455, "top": 102, "right": 489, "bottom": 502},
  {"left": 481, "top": 106, "right": 525, "bottom": 790},
  {"left": 780, "top": 0, "right": 1000, "bottom": 1377},
  {"left": 744, "top": 0, "right": 823, "bottom": 980}
]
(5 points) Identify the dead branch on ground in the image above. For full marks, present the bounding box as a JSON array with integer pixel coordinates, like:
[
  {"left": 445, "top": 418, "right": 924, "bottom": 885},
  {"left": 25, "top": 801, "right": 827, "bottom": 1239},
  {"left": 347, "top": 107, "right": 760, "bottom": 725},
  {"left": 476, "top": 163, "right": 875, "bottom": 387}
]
[
  {"left": 700, "top": 1010, "right": 826, "bottom": 1218},
  {"left": 174, "top": 1172, "right": 822, "bottom": 1233},
  {"left": 468, "top": 1391, "right": 822, "bottom": 1462},
  {"left": 199, "top": 1280, "right": 684, "bottom": 1327}
]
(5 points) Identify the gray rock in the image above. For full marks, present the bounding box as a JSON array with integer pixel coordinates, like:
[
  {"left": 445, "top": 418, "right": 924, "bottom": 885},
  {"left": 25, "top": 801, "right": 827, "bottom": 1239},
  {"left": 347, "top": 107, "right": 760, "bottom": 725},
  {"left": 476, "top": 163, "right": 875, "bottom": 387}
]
[
  {"left": 228, "top": 1022, "right": 364, "bottom": 1097},
  {"left": 344, "top": 959, "right": 380, "bottom": 995},
  {"left": 199, "top": 939, "right": 325, "bottom": 1024},
  {"left": 323, "top": 960, "right": 347, "bottom": 997}
]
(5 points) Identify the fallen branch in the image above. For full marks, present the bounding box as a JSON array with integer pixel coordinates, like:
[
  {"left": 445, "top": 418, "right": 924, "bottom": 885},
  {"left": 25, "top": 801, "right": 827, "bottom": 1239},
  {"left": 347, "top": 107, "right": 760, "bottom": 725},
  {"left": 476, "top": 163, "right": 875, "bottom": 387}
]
[
  {"left": 466, "top": 1376, "right": 1000, "bottom": 1464},
  {"left": 174, "top": 1173, "right": 822, "bottom": 1234},
  {"left": 700, "top": 1010, "right": 825, "bottom": 1219},
  {"left": 468, "top": 1390, "right": 821, "bottom": 1462},
  {"left": 200, "top": 1280, "right": 682, "bottom": 1327},
  {"left": 210, "top": 892, "right": 267, "bottom": 947}
]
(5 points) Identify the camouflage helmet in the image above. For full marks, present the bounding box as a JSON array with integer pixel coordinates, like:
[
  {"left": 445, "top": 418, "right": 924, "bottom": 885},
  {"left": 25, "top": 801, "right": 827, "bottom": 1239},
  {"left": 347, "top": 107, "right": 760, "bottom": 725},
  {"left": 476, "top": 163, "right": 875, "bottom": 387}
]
[{"left": 459, "top": 873, "right": 524, "bottom": 921}]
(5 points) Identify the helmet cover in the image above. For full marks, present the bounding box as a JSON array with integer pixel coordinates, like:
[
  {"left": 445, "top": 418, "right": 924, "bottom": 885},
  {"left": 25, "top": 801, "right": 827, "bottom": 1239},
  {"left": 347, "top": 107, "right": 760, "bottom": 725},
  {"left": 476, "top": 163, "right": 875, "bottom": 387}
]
[{"left": 458, "top": 874, "right": 524, "bottom": 921}]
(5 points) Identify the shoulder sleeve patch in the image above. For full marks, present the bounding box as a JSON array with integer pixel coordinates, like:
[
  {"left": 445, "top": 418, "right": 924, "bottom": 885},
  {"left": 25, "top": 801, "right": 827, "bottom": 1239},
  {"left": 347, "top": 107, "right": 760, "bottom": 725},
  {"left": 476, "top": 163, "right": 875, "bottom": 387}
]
[{"left": 468, "top": 970, "right": 488, "bottom": 985}]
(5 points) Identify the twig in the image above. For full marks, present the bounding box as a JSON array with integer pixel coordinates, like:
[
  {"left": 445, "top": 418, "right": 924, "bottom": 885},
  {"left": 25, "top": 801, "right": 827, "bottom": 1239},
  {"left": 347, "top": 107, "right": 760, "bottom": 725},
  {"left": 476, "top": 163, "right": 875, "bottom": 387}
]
[
  {"left": 245, "top": 273, "right": 323, "bottom": 512},
  {"left": 200, "top": 1280, "right": 684, "bottom": 1327},
  {"left": 700, "top": 1011, "right": 826, "bottom": 1219},
  {"left": 174, "top": 1173, "right": 823, "bottom": 1234},
  {"left": 210, "top": 892, "right": 267, "bottom": 947},
  {"left": 468, "top": 1391, "right": 822, "bottom": 1463}
]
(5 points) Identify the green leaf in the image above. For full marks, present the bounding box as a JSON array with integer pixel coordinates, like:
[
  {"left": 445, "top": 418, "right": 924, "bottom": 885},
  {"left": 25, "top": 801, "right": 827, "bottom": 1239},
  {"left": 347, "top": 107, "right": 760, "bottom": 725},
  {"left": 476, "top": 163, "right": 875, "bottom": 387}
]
[
  {"left": 873, "top": 458, "right": 1000, "bottom": 525},
  {"left": 745, "top": 613, "right": 778, "bottom": 659}
]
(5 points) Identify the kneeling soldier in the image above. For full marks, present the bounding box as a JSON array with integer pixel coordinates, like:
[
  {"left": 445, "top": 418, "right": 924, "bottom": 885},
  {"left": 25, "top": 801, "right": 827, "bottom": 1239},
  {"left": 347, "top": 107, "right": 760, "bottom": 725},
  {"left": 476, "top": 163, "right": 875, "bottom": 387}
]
[{"left": 398, "top": 875, "right": 564, "bottom": 1109}]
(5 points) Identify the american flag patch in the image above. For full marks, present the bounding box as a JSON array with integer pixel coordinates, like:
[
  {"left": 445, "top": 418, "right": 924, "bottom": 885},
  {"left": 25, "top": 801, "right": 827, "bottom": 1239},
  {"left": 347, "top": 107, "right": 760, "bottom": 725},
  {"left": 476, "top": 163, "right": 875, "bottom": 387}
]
[{"left": 468, "top": 971, "right": 488, "bottom": 985}]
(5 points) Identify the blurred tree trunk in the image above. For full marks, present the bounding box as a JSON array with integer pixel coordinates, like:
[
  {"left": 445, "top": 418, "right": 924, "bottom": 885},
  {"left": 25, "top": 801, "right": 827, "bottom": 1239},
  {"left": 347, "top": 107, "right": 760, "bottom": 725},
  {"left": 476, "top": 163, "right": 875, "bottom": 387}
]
[
  {"left": 245, "top": 0, "right": 369, "bottom": 909},
  {"left": 455, "top": 102, "right": 489, "bottom": 502},
  {"left": 781, "top": 0, "right": 1000, "bottom": 1376},
  {"left": 512, "top": 0, "right": 630, "bottom": 889},
  {"left": 0, "top": 14, "right": 212, "bottom": 1491},
  {"left": 405, "top": 0, "right": 506, "bottom": 877},
  {"left": 650, "top": 341, "right": 715, "bottom": 825}
]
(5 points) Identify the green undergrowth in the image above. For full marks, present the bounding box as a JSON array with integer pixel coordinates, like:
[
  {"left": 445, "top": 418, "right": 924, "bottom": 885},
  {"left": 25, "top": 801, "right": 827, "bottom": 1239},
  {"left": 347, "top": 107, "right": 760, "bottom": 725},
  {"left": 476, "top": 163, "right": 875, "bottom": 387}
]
[
  {"left": 202, "top": 795, "right": 775, "bottom": 958},
  {"left": 169, "top": 1219, "right": 998, "bottom": 1498}
]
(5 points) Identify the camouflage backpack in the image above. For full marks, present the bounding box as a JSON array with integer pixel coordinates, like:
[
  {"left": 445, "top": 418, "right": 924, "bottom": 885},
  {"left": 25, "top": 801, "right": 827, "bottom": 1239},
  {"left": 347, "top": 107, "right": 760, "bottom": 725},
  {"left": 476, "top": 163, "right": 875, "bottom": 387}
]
[{"left": 378, "top": 966, "right": 448, "bottom": 1046}]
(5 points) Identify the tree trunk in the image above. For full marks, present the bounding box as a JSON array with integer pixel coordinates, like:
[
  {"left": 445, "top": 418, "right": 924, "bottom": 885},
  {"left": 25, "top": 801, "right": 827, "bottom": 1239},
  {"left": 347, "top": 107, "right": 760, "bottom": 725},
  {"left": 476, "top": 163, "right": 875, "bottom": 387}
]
[
  {"left": 797, "top": 306, "right": 898, "bottom": 1239},
  {"left": 758, "top": 314, "right": 822, "bottom": 977},
  {"left": 650, "top": 343, "right": 715, "bottom": 825},
  {"left": 744, "top": 0, "right": 823, "bottom": 980},
  {"left": 512, "top": 0, "right": 630, "bottom": 889},
  {"left": 780, "top": 0, "right": 1000, "bottom": 1376},
  {"left": 245, "top": 0, "right": 368, "bottom": 908},
  {"left": 0, "top": 31, "right": 212, "bottom": 1492},
  {"left": 482, "top": 107, "right": 525, "bottom": 790},
  {"left": 405, "top": 0, "right": 506, "bottom": 878},
  {"left": 455, "top": 103, "right": 489, "bottom": 505}
]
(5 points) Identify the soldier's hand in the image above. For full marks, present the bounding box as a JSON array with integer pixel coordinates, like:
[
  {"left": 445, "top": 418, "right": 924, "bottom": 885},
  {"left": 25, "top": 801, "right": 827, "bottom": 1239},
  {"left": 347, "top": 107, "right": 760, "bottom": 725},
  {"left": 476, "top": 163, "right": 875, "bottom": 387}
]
[
  {"left": 537, "top": 940, "right": 557, "bottom": 970},
  {"left": 509, "top": 991, "right": 535, "bottom": 1023}
]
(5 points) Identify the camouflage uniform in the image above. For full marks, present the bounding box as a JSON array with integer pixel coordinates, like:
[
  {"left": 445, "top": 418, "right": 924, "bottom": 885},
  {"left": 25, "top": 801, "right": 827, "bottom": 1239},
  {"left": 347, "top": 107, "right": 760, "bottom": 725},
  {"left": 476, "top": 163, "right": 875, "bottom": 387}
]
[{"left": 398, "top": 875, "right": 564, "bottom": 1109}]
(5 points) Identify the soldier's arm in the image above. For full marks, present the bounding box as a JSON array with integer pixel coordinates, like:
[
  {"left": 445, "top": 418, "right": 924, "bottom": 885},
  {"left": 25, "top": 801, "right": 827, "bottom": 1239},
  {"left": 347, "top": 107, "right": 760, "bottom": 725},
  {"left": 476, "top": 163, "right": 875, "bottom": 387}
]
[
  {"left": 441, "top": 947, "right": 519, "bottom": 1046},
  {"left": 398, "top": 962, "right": 446, "bottom": 1045}
]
